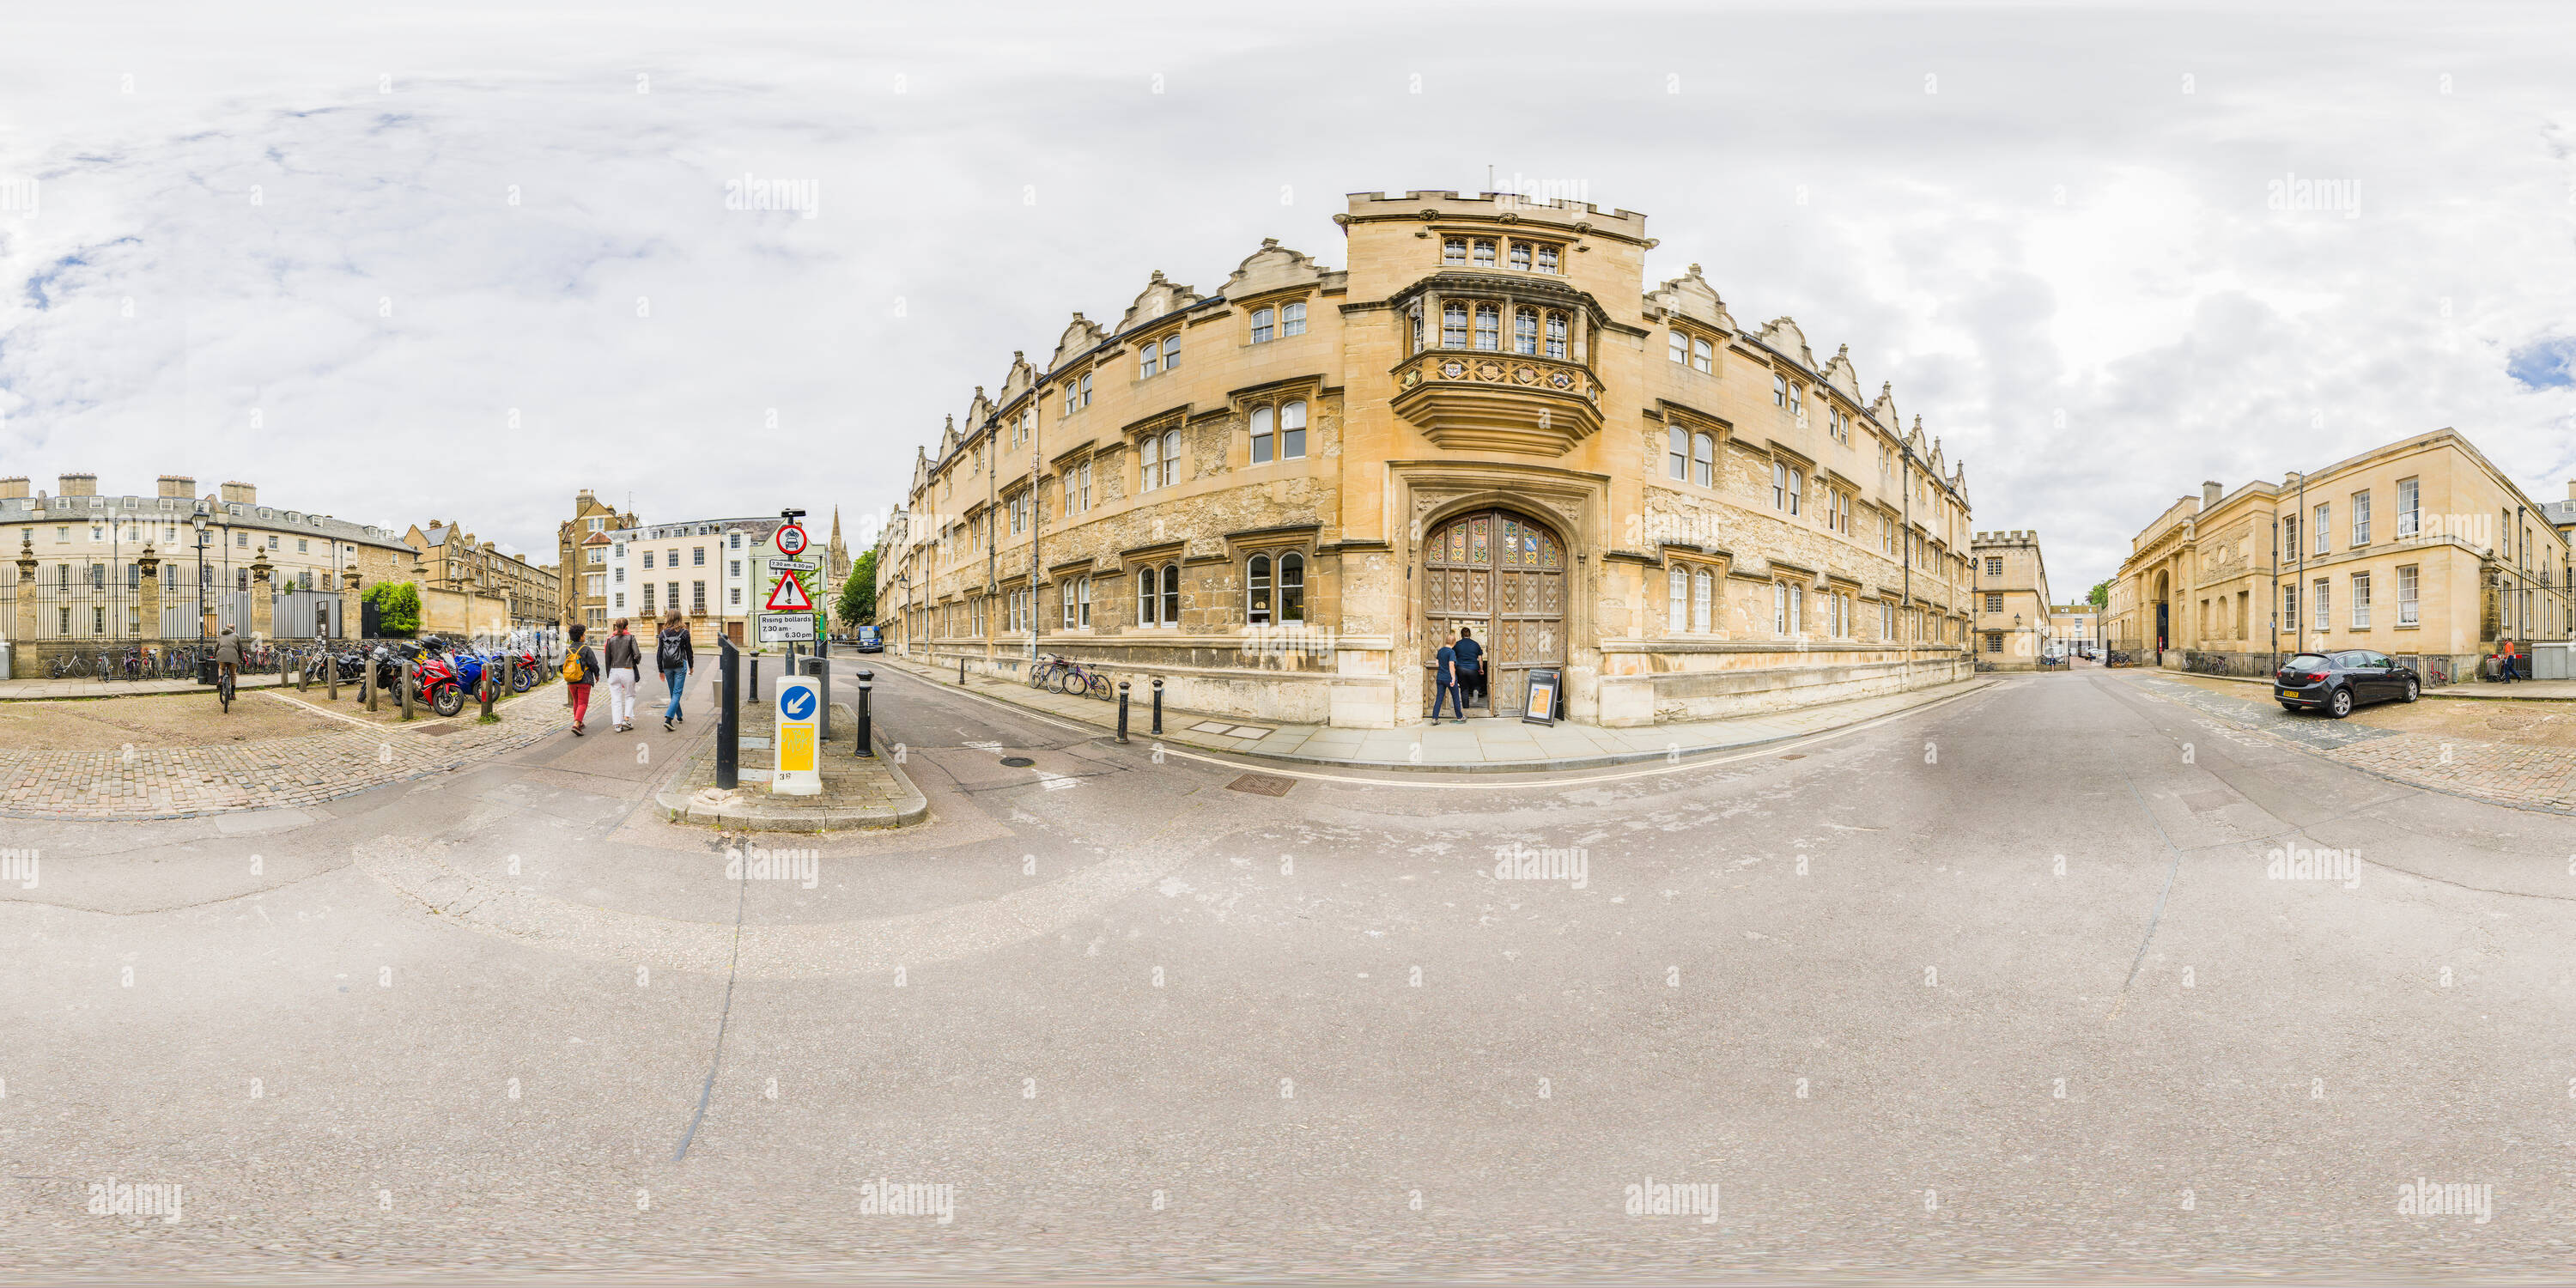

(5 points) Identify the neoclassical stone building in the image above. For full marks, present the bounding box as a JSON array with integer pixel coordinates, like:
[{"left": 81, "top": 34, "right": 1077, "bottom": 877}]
[
  {"left": 2106, "top": 428, "right": 2572, "bottom": 683},
  {"left": 883, "top": 191, "right": 1976, "bottom": 728}
]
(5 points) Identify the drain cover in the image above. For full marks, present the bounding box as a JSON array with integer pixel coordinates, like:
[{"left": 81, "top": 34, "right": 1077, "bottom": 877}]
[
  {"left": 1226, "top": 773, "right": 1295, "bottom": 797},
  {"left": 1778, "top": 753, "right": 1805, "bottom": 760},
  {"left": 1000, "top": 756, "right": 1036, "bottom": 768}
]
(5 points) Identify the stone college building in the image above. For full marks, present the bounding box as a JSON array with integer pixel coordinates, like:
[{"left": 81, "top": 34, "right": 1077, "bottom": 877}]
[{"left": 882, "top": 191, "right": 1976, "bottom": 729}]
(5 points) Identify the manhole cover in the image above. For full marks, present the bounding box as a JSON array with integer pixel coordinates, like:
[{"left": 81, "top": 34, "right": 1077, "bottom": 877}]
[
  {"left": 1000, "top": 756, "right": 1036, "bottom": 768},
  {"left": 1227, "top": 773, "right": 1295, "bottom": 797},
  {"left": 417, "top": 725, "right": 465, "bottom": 736},
  {"left": 1778, "top": 753, "right": 1806, "bottom": 760}
]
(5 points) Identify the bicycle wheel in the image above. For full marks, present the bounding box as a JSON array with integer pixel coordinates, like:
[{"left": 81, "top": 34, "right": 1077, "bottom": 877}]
[
  {"left": 219, "top": 672, "right": 234, "bottom": 713},
  {"left": 1086, "top": 672, "right": 1113, "bottom": 700},
  {"left": 1049, "top": 667, "right": 1074, "bottom": 695}
]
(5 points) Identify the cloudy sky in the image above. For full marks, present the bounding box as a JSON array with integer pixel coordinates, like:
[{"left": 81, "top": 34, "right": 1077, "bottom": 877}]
[{"left": 3, "top": 1, "right": 2571, "bottom": 590}]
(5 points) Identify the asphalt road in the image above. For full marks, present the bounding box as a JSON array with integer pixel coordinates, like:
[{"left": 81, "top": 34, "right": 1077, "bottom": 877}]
[{"left": 4, "top": 667, "right": 2571, "bottom": 1281}]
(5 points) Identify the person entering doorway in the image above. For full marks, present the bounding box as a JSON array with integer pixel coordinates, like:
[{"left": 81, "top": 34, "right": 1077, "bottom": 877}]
[{"left": 1453, "top": 624, "right": 1485, "bottom": 712}]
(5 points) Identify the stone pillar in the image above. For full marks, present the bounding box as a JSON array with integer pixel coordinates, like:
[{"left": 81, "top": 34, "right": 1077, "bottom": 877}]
[
  {"left": 14, "top": 530, "right": 36, "bottom": 647},
  {"left": 250, "top": 552, "right": 275, "bottom": 641},
  {"left": 137, "top": 544, "right": 161, "bottom": 642},
  {"left": 342, "top": 567, "right": 363, "bottom": 641}
]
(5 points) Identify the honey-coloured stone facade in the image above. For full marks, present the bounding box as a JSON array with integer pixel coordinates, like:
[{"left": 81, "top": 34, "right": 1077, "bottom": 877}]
[{"left": 884, "top": 191, "right": 1978, "bottom": 729}]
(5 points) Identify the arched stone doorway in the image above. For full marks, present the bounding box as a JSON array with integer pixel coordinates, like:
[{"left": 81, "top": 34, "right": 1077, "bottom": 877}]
[
  {"left": 2153, "top": 569, "right": 2171, "bottom": 653},
  {"left": 1422, "top": 507, "right": 1566, "bottom": 716}
]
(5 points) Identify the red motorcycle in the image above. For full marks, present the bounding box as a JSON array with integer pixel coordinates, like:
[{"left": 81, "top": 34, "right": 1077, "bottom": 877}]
[{"left": 408, "top": 642, "right": 468, "bottom": 717}]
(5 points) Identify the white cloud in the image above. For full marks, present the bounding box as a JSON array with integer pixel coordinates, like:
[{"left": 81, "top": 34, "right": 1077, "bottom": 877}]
[{"left": 2, "top": 1, "right": 2571, "bottom": 584}]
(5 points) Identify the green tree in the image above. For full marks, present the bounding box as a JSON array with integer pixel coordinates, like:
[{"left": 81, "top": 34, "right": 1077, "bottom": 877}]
[
  {"left": 2087, "top": 580, "right": 2110, "bottom": 610},
  {"left": 362, "top": 580, "right": 422, "bottom": 636},
  {"left": 836, "top": 549, "right": 878, "bottom": 628}
]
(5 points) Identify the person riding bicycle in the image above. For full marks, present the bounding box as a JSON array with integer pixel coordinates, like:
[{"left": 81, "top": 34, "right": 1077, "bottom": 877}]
[{"left": 214, "top": 626, "right": 242, "bottom": 683}]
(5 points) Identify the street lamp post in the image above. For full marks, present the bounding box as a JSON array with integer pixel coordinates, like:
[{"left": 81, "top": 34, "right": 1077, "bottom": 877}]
[{"left": 191, "top": 509, "right": 210, "bottom": 641}]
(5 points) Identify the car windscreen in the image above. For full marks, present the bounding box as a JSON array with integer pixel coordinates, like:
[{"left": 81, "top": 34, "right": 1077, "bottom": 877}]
[{"left": 2284, "top": 653, "right": 2330, "bottom": 669}]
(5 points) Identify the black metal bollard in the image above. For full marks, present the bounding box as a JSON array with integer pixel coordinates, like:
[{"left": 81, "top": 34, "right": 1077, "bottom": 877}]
[
  {"left": 854, "top": 668, "right": 874, "bottom": 757},
  {"left": 1151, "top": 676, "right": 1163, "bottom": 735},
  {"left": 749, "top": 655, "right": 760, "bottom": 703},
  {"left": 958, "top": 654, "right": 966, "bottom": 685},
  {"left": 1117, "top": 680, "right": 1131, "bottom": 744},
  {"left": 717, "top": 636, "right": 741, "bottom": 790}
]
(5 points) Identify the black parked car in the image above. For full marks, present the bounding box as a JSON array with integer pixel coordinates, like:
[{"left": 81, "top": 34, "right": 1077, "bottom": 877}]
[{"left": 2275, "top": 649, "right": 2419, "bottom": 717}]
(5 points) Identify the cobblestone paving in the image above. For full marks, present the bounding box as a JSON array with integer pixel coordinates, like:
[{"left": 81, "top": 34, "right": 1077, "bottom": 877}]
[
  {"left": 0, "top": 690, "right": 570, "bottom": 820},
  {"left": 2123, "top": 672, "right": 2576, "bottom": 815}
]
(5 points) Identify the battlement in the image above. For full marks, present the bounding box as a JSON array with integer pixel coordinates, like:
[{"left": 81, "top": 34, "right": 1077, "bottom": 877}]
[
  {"left": 1342, "top": 190, "right": 1650, "bottom": 241},
  {"left": 1972, "top": 530, "right": 2040, "bottom": 546}
]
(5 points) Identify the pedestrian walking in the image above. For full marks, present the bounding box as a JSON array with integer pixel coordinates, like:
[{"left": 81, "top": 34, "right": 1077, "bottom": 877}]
[
  {"left": 657, "top": 610, "right": 695, "bottom": 732},
  {"left": 2498, "top": 638, "right": 2521, "bottom": 684},
  {"left": 562, "top": 623, "right": 599, "bottom": 735},
  {"left": 603, "top": 617, "right": 643, "bottom": 732},
  {"left": 1432, "top": 628, "right": 1467, "bottom": 723}
]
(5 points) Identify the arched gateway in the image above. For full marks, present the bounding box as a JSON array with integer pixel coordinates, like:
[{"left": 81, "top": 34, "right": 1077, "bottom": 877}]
[{"left": 1422, "top": 507, "right": 1566, "bottom": 716}]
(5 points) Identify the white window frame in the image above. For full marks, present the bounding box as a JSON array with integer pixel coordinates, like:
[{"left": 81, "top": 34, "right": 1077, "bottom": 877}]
[
  {"left": 2351, "top": 490, "right": 2371, "bottom": 546},
  {"left": 2396, "top": 477, "right": 2419, "bottom": 538},
  {"left": 2397, "top": 563, "right": 2419, "bottom": 625},
  {"left": 2350, "top": 570, "right": 2371, "bottom": 628},
  {"left": 2312, "top": 577, "right": 2330, "bottom": 631},
  {"left": 1668, "top": 567, "right": 1688, "bottom": 632}
]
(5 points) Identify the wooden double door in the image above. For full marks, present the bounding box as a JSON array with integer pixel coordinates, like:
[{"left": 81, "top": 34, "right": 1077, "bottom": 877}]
[{"left": 1422, "top": 508, "right": 1566, "bottom": 716}]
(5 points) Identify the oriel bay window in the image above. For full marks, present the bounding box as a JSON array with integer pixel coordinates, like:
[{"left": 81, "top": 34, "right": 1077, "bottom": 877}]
[
  {"left": 1473, "top": 304, "right": 1500, "bottom": 350},
  {"left": 1443, "top": 302, "right": 1469, "bottom": 348}
]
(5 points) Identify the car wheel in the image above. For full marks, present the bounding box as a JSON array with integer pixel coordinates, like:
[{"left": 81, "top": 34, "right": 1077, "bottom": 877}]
[
  {"left": 2403, "top": 677, "right": 2420, "bottom": 702},
  {"left": 2328, "top": 686, "right": 2354, "bottom": 719}
]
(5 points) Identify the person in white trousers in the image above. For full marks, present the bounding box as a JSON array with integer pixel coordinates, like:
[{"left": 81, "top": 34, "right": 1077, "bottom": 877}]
[{"left": 601, "top": 617, "right": 645, "bottom": 732}]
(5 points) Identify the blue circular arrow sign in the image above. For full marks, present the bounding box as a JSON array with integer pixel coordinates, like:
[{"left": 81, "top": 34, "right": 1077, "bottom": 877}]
[{"left": 779, "top": 684, "right": 817, "bottom": 722}]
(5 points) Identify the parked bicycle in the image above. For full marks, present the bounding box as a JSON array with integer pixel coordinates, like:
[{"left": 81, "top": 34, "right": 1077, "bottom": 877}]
[{"left": 1050, "top": 657, "right": 1113, "bottom": 700}]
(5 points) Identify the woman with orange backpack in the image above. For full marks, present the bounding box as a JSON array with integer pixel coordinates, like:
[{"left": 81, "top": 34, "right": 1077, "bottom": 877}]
[{"left": 561, "top": 623, "right": 601, "bottom": 734}]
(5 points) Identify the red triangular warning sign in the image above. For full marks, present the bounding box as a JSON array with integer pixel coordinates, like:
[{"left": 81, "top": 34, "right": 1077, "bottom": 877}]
[{"left": 764, "top": 574, "right": 814, "bottom": 611}]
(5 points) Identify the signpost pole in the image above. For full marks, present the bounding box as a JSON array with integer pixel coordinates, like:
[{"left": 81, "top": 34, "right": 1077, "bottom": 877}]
[
  {"left": 716, "top": 635, "right": 739, "bottom": 790},
  {"left": 854, "top": 668, "right": 873, "bottom": 757}
]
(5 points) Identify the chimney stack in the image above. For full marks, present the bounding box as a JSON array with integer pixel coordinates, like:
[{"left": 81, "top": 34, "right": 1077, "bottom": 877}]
[
  {"left": 58, "top": 472, "right": 97, "bottom": 497},
  {"left": 220, "top": 481, "right": 256, "bottom": 506},
  {"left": 158, "top": 475, "right": 197, "bottom": 498},
  {"left": 2201, "top": 481, "right": 2222, "bottom": 510},
  {"left": 0, "top": 477, "right": 26, "bottom": 500},
  {"left": 2567, "top": 479, "right": 2574, "bottom": 501}
]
